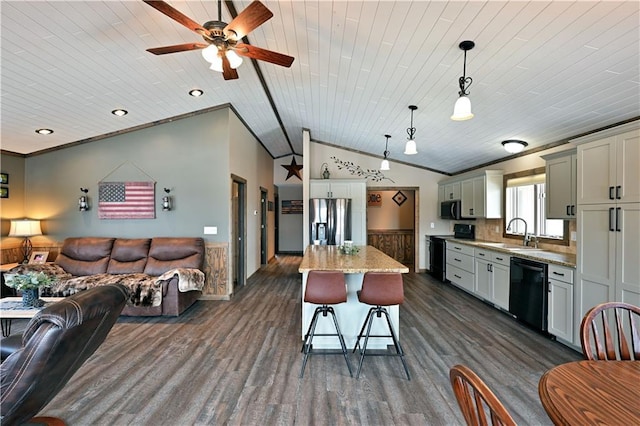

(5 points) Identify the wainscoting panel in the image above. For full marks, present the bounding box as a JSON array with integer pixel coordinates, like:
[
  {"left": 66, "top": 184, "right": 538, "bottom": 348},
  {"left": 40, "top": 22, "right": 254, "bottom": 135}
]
[{"left": 367, "top": 230, "right": 414, "bottom": 268}]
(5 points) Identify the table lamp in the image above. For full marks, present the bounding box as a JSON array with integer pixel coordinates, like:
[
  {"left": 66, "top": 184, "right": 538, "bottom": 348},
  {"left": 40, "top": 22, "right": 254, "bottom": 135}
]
[{"left": 9, "top": 219, "right": 42, "bottom": 263}]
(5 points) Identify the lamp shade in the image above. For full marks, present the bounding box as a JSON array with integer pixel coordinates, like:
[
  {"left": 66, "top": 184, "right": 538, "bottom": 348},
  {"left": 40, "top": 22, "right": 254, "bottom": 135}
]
[
  {"left": 9, "top": 219, "right": 42, "bottom": 237},
  {"left": 451, "top": 96, "right": 474, "bottom": 121},
  {"left": 502, "top": 140, "right": 528, "bottom": 153},
  {"left": 380, "top": 158, "right": 390, "bottom": 171},
  {"left": 226, "top": 50, "right": 243, "bottom": 69},
  {"left": 404, "top": 139, "right": 417, "bottom": 155}
]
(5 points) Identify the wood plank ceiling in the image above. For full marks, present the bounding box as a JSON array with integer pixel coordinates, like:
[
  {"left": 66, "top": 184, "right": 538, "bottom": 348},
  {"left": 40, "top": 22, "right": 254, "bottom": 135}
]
[{"left": 1, "top": 1, "right": 638, "bottom": 174}]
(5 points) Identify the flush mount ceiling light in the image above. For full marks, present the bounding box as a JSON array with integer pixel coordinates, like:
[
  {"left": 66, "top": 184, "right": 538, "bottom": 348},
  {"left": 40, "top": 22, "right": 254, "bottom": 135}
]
[
  {"left": 111, "top": 109, "right": 128, "bottom": 116},
  {"left": 502, "top": 139, "right": 528, "bottom": 153},
  {"left": 380, "top": 134, "right": 391, "bottom": 171},
  {"left": 404, "top": 105, "right": 418, "bottom": 155},
  {"left": 451, "top": 40, "right": 475, "bottom": 121},
  {"left": 35, "top": 128, "right": 53, "bottom": 135},
  {"left": 189, "top": 89, "right": 204, "bottom": 97}
]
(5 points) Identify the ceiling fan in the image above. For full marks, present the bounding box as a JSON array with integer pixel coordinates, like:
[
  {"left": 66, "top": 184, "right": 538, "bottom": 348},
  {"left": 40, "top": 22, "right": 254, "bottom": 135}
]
[{"left": 143, "top": 0, "right": 294, "bottom": 80}]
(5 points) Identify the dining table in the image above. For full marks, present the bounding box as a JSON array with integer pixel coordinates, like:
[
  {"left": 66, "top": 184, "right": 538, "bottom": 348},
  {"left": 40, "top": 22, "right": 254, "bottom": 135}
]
[{"left": 538, "top": 360, "right": 640, "bottom": 425}]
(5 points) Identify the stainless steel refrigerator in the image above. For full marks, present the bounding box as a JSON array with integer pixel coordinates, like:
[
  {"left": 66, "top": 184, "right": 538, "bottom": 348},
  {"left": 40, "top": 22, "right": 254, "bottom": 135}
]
[{"left": 309, "top": 198, "right": 352, "bottom": 246}]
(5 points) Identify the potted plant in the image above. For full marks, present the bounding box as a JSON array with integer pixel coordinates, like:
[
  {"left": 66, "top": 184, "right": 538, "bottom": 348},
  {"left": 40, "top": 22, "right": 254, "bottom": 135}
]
[{"left": 4, "top": 271, "right": 57, "bottom": 307}]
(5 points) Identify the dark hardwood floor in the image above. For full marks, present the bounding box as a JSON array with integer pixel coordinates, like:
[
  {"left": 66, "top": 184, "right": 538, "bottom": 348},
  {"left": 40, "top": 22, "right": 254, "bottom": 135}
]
[{"left": 15, "top": 255, "right": 580, "bottom": 425}]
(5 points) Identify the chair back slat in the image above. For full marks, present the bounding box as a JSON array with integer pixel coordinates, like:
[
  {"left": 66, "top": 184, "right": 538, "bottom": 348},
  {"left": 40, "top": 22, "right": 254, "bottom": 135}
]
[
  {"left": 449, "top": 364, "right": 517, "bottom": 426},
  {"left": 581, "top": 302, "right": 640, "bottom": 360}
]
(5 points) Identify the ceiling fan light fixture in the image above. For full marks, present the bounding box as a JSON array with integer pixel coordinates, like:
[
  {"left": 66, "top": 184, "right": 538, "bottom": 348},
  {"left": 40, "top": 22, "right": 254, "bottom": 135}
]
[
  {"left": 452, "top": 40, "right": 475, "bottom": 121},
  {"left": 201, "top": 45, "right": 219, "bottom": 64},
  {"left": 404, "top": 105, "right": 418, "bottom": 155},
  {"left": 502, "top": 139, "right": 528, "bottom": 153},
  {"left": 451, "top": 95, "right": 474, "bottom": 121},
  {"left": 226, "top": 50, "right": 243, "bottom": 69},
  {"left": 209, "top": 56, "right": 224, "bottom": 73}
]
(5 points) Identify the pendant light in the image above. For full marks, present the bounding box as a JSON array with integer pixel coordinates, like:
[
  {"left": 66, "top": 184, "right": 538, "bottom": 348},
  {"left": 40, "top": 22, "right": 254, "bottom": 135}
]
[
  {"left": 380, "top": 134, "right": 391, "bottom": 170},
  {"left": 451, "top": 40, "right": 475, "bottom": 121},
  {"left": 404, "top": 105, "right": 418, "bottom": 155}
]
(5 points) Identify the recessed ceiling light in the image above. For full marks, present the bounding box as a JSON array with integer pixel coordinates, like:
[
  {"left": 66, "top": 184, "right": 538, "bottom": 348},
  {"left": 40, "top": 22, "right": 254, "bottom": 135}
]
[
  {"left": 35, "top": 128, "right": 53, "bottom": 135},
  {"left": 112, "top": 109, "right": 128, "bottom": 116},
  {"left": 189, "top": 89, "right": 204, "bottom": 97}
]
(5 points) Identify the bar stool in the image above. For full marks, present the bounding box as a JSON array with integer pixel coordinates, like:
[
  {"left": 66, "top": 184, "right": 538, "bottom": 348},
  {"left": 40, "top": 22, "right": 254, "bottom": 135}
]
[
  {"left": 353, "top": 272, "right": 410, "bottom": 380},
  {"left": 300, "top": 270, "right": 353, "bottom": 378}
]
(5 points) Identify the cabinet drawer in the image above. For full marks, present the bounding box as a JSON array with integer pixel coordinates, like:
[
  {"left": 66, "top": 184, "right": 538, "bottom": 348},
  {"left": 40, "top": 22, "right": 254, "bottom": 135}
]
[
  {"left": 446, "top": 242, "right": 474, "bottom": 256},
  {"left": 447, "top": 251, "right": 474, "bottom": 273},
  {"left": 548, "top": 264, "right": 574, "bottom": 284},
  {"left": 446, "top": 265, "right": 474, "bottom": 292},
  {"left": 475, "top": 249, "right": 510, "bottom": 266}
]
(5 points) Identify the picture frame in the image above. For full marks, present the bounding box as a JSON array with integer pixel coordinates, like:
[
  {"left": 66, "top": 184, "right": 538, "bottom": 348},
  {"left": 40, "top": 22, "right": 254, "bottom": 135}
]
[
  {"left": 29, "top": 251, "right": 49, "bottom": 264},
  {"left": 0, "top": 173, "right": 7, "bottom": 184},
  {"left": 0, "top": 187, "right": 8, "bottom": 198}
]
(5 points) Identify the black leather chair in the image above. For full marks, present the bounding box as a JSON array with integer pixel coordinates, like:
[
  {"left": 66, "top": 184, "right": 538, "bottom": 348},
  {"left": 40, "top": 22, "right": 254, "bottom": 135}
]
[{"left": 0, "top": 284, "right": 128, "bottom": 425}]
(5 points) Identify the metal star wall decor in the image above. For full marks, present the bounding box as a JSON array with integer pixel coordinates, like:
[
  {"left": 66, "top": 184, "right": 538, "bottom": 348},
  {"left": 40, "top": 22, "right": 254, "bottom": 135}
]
[
  {"left": 330, "top": 156, "right": 395, "bottom": 183},
  {"left": 282, "top": 157, "right": 303, "bottom": 180}
]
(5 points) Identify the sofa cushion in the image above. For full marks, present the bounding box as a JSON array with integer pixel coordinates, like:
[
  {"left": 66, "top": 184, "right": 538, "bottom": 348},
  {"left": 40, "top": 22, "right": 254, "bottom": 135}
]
[
  {"left": 107, "top": 239, "right": 151, "bottom": 274},
  {"left": 143, "top": 238, "right": 204, "bottom": 276},
  {"left": 55, "top": 237, "right": 115, "bottom": 276}
]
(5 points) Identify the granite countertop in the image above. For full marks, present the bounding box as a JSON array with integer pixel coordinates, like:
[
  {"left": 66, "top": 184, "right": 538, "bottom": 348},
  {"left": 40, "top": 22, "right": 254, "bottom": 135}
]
[
  {"left": 299, "top": 245, "right": 410, "bottom": 274},
  {"left": 447, "top": 239, "right": 576, "bottom": 268}
]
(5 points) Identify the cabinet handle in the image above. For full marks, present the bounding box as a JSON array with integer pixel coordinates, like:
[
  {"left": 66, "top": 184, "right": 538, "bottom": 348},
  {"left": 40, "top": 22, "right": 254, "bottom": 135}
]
[
  {"left": 616, "top": 185, "right": 621, "bottom": 200},
  {"left": 552, "top": 271, "right": 565, "bottom": 276},
  {"left": 571, "top": 205, "right": 576, "bottom": 216},
  {"left": 496, "top": 257, "right": 504, "bottom": 261},
  {"left": 609, "top": 207, "right": 615, "bottom": 231},
  {"left": 454, "top": 247, "right": 461, "bottom": 250},
  {"left": 454, "top": 274, "right": 461, "bottom": 279},
  {"left": 454, "top": 258, "right": 462, "bottom": 262},
  {"left": 489, "top": 264, "right": 493, "bottom": 272},
  {"left": 487, "top": 264, "right": 490, "bottom": 272},
  {"left": 566, "top": 205, "right": 571, "bottom": 216},
  {"left": 609, "top": 186, "right": 615, "bottom": 200},
  {"left": 478, "top": 253, "right": 486, "bottom": 257},
  {"left": 616, "top": 207, "right": 621, "bottom": 232}
]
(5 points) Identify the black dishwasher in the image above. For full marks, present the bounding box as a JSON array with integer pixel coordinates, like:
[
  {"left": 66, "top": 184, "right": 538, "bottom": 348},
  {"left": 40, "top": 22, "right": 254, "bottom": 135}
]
[{"left": 509, "top": 257, "right": 548, "bottom": 333}]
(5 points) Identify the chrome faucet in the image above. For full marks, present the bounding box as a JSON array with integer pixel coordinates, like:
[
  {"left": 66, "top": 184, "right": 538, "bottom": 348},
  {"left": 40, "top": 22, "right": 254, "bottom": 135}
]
[{"left": 507, "top": 217, "right": 530, "bottom": 246}]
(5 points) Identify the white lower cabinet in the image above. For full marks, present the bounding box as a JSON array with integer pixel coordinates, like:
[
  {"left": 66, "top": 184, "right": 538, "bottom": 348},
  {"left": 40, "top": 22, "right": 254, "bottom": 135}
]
[
  {"left": 547, "top": 264, "right": 575, "bottom": 342},
  {"left": 474, "top": 249, "right": 510, "bottom": 310},
  {"left": 446, "top": 242, "right": 474, "bottom": 292}
]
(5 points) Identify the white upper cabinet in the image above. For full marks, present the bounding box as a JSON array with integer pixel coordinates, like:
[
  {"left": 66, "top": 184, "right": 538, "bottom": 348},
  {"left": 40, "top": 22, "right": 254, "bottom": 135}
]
[
  {"left": 576, "top": 129, "right": 639, "bottom": 205},
  {"left": 542, "top": 149, "right": 577, "bottom": 219},
  {"left": 440, "top": 170, "right": 503, "bottom": 219},
  {"left": 309, "top": 180, "right": 351, "bottom": 198}
]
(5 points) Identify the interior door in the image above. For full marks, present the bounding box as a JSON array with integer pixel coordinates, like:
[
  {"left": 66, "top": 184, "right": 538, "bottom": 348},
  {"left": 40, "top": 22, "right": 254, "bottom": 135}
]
[
  {"left": 232, "top": 178, "right": 246, "bottom": 291},
  {"left": 260, "top": 187, "right": 268, "bottom": 265}
]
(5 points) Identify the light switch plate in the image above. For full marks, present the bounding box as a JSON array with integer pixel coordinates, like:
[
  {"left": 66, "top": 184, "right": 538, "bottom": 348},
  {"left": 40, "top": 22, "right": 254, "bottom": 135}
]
[{"left": 204, "top": 226, "right": 217, "bottom": 235}]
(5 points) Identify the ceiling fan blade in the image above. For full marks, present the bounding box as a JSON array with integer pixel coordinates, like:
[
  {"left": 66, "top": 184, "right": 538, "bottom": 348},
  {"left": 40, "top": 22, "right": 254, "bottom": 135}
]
[
  {"left": 224, "top": 1, "right": 273, "bottom": 40},
  {"left": 143, "top": 1, "right": 212, "bottom": 40},
  {"left": 146, "top": 43, "right": 209, "bottom": 55},
  {"left": 222, "top": 56, "right": 239, "bottom": 80},
  {"left": 235, "top": 44, "right": 294, "bottom": 67}
]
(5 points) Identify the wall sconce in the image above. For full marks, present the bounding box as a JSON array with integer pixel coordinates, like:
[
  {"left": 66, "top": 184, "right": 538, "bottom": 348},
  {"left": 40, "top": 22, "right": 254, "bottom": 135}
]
[
  {"left": 9, "top": 219, "right": 42, "bottom": 263},
  {"left": 162, "top": 188, "right": 172, "bottom": 211},
  {"left": 321, "top": 163, "right": 331, "bottom": 179},
  {"left": 79, "top": 188, "right": 90, "bottom": 211}
]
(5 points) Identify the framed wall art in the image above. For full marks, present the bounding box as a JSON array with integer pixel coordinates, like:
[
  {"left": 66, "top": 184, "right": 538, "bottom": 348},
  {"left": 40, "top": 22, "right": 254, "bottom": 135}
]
[
  {"left": 0, "top": 187, "right": 8, "bottom": 198},
  {"left": 0, "top": 173, "right": 8, "bottom": 184}
]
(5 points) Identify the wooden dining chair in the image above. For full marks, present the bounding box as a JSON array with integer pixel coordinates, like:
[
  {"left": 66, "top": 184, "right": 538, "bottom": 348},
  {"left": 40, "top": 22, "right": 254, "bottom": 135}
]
[
  {"left": 449, "top": 364, "right": 516, "bottom": 426},
  {"left": 580, "top": 302, "right": 640, "bottom": 360}
]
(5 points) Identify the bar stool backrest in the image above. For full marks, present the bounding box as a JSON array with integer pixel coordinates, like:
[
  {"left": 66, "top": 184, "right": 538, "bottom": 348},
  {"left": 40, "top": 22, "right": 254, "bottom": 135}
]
[
  {"left": 305, "top": 271, "right": 347, "bottom": 305},
  {"left": 359, "top": 272, "right": 404, "bottom": 306}
]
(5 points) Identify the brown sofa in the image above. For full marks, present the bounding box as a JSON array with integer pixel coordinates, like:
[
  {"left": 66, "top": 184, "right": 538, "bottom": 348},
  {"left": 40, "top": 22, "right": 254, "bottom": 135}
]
[{"left": 10, "top": 237, "right": 205, "bottom": 316}]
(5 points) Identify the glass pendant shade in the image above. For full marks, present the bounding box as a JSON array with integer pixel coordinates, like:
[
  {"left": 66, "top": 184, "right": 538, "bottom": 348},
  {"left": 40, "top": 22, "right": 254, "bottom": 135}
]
[
  {"left": 451, "top": 96, "right": 474, "bottom": 121},
  {"left": 404, "top": 139, "right": 417, "bottom": 155},
  {"left": 201, "top": 45, "right": 218, "bottom": 63},
  {"left": 380, "top": 158, "right": 390, "bottom": 171},
  {"left": 226, "top": 50, "right": 243, "bottom": 69}
]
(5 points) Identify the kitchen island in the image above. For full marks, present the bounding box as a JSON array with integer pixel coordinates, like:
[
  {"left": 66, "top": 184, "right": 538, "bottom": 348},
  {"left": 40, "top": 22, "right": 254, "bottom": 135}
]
[{"left": 299, "top": 245, "right": 409, "bottom": 349}]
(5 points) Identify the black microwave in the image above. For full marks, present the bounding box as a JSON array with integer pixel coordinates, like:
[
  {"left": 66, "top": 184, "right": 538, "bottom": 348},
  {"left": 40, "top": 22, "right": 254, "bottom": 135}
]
[{"left": 440, "top": 200, "right": 461, "bottom": 220}]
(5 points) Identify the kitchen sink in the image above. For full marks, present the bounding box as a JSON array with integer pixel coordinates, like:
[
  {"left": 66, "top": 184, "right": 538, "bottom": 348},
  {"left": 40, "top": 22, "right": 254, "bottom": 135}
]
[{"left": 478, "top": 242, "right": 542, "bottom": 251}]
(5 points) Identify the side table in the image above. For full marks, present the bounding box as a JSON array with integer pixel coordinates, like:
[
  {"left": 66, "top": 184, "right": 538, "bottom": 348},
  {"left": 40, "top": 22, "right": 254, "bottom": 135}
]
[{"left": 0, "top": 297, "right": 64, "bottom": 337}]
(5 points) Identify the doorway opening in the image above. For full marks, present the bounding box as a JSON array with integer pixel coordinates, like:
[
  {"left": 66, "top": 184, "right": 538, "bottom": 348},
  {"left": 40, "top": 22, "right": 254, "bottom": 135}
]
[
  {"left": 260, "top": 187, "right": 268, "bottom": 265},
  {"left": 231, "top": 176, "right": 247, "bottom": 291}
]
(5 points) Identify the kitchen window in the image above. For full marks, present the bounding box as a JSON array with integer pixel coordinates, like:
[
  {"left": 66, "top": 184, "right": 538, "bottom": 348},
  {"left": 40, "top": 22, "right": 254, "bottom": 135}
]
[{"left": 503, "top": 168, "right": 568, "bottom": 245}]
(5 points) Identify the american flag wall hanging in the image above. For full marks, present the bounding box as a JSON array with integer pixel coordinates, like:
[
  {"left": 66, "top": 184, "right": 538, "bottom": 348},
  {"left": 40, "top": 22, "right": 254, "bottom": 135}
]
[{"left": 98, "top": 181, "right": 155, "bottom": 219}]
